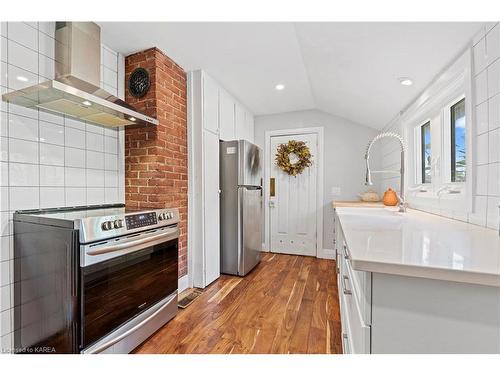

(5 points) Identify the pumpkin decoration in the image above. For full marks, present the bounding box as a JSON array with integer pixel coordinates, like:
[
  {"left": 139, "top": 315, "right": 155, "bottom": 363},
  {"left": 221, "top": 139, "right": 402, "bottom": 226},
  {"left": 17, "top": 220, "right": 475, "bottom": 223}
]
[
  {"left": 275, "top": 140, "right": 313, "bottom": 176},
  {"left": 383, "top": 188, "right": 399, "bottom": 206}
]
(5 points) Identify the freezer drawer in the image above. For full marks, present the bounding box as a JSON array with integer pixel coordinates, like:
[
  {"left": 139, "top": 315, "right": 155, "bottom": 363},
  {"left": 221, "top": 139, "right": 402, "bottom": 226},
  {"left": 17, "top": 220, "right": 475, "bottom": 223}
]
[{"left": 238, "top": 187, "right": 262, "bottom": 276}]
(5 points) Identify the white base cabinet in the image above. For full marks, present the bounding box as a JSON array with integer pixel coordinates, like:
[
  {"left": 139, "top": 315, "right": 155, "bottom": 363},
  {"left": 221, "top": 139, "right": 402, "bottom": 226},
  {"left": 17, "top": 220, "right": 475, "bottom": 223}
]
[
  {"left": 334, "top": 209, "right": 500, "bottom": 354},
  {"left": 188, "top": 70, "right": 255, "bottom": 288}
]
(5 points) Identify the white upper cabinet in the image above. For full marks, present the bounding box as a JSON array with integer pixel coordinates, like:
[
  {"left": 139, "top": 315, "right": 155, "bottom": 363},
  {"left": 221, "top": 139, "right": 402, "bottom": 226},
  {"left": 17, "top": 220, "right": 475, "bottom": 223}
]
[
  {"left": 245, "top": 111, "right": 254, "bottom": 142},
  {"left": 202, "top": 130, "right": 220, "bottom": 285},
  {"left": 202, "top": 74, "right": 219, "bottom": 134},
  {"left": 219, "top": 89, "right": 235, "bottom": 141},
  {"left": 234, "top": 102, "right": 246, "bottom": 140}
]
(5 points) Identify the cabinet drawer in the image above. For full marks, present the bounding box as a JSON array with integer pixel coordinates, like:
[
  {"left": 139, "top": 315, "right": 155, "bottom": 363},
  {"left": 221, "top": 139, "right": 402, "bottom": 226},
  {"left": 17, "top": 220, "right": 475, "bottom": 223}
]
[
  {"left": 341, "top": 240, "right": 372, "bottom": 325},
  {"left": 340, "top": 291, "right": 351, "bottom": 354},
  {"left": 341, "top": 270, "right": 371, "bottom": 354}
]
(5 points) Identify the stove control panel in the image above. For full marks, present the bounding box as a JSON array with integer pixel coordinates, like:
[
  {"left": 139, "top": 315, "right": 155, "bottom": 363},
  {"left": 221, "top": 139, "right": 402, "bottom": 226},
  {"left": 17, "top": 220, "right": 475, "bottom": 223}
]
[{"left": 125, "top": 212, "right": 158, "bottom": 230}]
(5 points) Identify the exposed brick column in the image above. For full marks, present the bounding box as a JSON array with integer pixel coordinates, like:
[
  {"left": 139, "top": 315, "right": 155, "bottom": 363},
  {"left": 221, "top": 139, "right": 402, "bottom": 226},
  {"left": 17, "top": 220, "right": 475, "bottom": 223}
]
[{"left": 124, "top": 47, "right": 188, "bottom": 277}]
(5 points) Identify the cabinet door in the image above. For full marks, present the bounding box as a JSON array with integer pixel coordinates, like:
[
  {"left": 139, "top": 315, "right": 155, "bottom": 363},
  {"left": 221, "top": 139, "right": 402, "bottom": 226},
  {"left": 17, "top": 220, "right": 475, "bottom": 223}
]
[
  {"left": 219, "top": 89, "right": 235, "bottom": 141},
  {"left": 234, "top": 102, "right": 246, "bottom": 140},
  {"left": 203, "top": 74, "right": 219, "bottom": 134},
  {"left": 203, "top": 130, "right": 220, "bottom": 285},
  {"left": 245, "top": 111, "right": 254, "bottom": 142}
]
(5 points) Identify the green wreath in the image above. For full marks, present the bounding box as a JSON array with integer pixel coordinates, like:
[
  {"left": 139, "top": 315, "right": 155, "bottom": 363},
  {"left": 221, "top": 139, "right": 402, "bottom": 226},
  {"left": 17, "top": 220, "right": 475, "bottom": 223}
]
[{"left": 275, "top": 140, "right": 313, "bottom": 176}]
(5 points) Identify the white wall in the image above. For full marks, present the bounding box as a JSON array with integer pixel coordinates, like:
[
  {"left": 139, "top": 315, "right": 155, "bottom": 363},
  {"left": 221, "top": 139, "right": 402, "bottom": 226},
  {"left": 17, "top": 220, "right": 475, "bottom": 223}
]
[
  {"left": 0, "top": 22, "right": 125, "bottom": 352},
  {"left": 254, "top": 109, "right": 381, "bottom": 252},
  {"left": 379, "top": 23, "right": 499, "bottom": 232}
]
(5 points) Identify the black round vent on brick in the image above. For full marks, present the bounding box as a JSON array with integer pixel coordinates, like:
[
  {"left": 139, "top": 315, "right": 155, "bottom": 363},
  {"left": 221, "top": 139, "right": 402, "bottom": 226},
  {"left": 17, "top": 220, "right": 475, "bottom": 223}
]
[{"left": 128, "top": 68, "right": 151, "bottom": 98}]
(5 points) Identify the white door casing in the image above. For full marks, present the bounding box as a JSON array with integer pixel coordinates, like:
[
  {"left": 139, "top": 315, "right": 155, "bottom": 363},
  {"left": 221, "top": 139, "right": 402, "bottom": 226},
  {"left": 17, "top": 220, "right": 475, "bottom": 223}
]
[{"left": 269, "top": 133, "right": 318, "bottom": 256}]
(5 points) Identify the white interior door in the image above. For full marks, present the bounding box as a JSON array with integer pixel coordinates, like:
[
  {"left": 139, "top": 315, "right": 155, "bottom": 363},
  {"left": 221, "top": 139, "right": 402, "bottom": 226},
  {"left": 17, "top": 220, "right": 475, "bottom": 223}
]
[{"left": 269, "top": 133, "right": 318, "bottom": 256}]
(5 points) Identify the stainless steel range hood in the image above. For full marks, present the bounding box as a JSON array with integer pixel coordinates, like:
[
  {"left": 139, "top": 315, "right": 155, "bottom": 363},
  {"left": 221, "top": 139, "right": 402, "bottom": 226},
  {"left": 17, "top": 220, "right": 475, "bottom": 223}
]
[{"left": 2, "top": 22, "right": 158, "bottom": 128}]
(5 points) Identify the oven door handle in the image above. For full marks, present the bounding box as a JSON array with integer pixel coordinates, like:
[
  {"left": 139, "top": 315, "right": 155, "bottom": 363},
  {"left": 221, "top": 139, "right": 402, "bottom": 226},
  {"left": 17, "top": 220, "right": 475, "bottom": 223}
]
[{"left": 86, "top": 227, "right": 179, "bottom": 256}]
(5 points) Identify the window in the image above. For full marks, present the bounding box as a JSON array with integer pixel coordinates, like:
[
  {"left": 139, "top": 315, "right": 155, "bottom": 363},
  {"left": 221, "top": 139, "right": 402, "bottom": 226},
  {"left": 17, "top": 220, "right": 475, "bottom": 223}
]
[
  {"left": 450, "top": 98, "right": 466, "bottom": 182},
  {"left": 420, "top": 121, "right": 431, "bottom": 184}
]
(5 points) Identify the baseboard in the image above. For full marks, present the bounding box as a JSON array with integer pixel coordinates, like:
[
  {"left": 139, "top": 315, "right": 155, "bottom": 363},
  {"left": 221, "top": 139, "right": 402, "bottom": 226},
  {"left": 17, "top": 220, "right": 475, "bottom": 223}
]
[
  {"left": 178, "top": 274, "right": 189, "bottom": 293},
  {"left": 318, "top": 248, "right": 336, "bottom": 260}
]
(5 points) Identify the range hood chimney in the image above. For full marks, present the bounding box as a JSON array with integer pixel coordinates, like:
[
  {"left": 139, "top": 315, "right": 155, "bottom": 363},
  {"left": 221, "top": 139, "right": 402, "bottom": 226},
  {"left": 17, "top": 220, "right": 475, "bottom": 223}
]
[{"left": 2, "top": 22, "right": 158, "bottom": 128}]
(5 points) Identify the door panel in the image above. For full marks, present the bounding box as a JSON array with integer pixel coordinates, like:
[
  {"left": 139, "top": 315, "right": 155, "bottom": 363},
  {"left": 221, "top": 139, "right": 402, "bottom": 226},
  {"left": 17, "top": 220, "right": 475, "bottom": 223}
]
[
  {"left": 203, "top": 130, "right": 220, "bottom": 285},
  {"left": 270, "top": 133, "right": 317, "bottom": 256},
  {"left": 235, "top": 102, "right": 245, "bottom": 140},
  {"left": 203, "top": 74, "right": 219, "bottom": 134},
  {"left": 219, "top": 89, "right": 235, "bottom": 141},
  {"left": 239, "top": 187, "right": 262, "bottom": 275}
]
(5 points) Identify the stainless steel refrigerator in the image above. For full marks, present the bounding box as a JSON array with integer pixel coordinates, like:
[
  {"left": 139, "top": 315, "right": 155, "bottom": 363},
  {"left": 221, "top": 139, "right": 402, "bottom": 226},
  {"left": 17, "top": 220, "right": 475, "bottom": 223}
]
[{"left": 220, "top": 140, "right": 263, "bottom": 276}]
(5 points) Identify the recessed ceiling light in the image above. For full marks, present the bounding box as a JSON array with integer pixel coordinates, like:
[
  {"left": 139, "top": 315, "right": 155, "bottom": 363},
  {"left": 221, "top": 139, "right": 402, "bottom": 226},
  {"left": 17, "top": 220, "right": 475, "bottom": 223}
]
[
  {"left": 399, "top": 77, "right": 413, "bottom": 86},
  {"left": 129, "top": 117, "right": 136, "bottom": 121},
  {"left": 16, "top": 75, "right": 28, "bottom": 82},
  {"left": 275, "top": 83, "right": 285, "bottom": 91},
  {"left": 82, "top": 100, "right": 92, "bottom": 106}
]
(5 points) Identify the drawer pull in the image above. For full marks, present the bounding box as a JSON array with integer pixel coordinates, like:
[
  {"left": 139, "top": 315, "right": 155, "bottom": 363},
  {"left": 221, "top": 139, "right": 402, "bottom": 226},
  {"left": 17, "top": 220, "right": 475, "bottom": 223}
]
[
  {"left": 343, "top": 244, "right": 350, "bottom": 260},
  {"left": 342, "top": 333, "right": 350, "bottom": 353},
  {"left": 342, "top": 275, "right": 352, "bottom": 295}
]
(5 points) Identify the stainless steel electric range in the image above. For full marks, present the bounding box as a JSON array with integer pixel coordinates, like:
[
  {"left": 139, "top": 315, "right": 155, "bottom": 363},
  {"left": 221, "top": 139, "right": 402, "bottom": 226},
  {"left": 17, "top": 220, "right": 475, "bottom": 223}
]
[{"left": 13, "top": 204, "right": 179, "bottom": 354}]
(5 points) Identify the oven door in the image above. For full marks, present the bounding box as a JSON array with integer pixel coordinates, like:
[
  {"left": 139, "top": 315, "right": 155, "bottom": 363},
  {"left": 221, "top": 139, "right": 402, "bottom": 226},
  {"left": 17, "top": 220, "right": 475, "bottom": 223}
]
[{"left": 80, "top": 225, "right": 178, "bottom": 349}]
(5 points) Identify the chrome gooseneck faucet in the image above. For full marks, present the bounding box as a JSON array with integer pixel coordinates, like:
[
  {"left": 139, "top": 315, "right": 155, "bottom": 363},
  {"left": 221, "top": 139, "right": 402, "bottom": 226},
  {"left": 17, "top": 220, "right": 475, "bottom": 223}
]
[{"left": 364, "top": 132, "right": 407, "bottom": 213}]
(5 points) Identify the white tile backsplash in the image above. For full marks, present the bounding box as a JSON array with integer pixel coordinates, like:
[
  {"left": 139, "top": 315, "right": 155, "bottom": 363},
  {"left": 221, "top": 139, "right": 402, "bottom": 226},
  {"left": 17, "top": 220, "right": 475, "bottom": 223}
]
[
  {"left": 86, "top": 169, "right": 104, "bottom": 187},
  {"left": 65, "top": 187, "right": 86, "bottom": 206},
  {"left": 38, "top": 31, "right": 55, "bottom": 60},
  {"left": 9, "top": 186, "right": 39, "bottom": 210},
  {"left": 487, "top": 59, "right": 500, "bottom": 98},
  {"left": 86, "top": 150, "right": 105, "bottom": 170},
  {"left": 8, "top": 113, "right": 38, "bottom": 141},
  {"left": 39, "top": 121, "right": 64, "bottom": 145},
  {"left": 487, "top": 162, "right": 500, "bottom": 196},
  {"left": 473, "top": 37, "right": 487, "bottom": 74},
  {"left": 65, "top": 127, "right": 86, "bottom": 149},
  {"left": 64, "top": 147, "right": 85, "bottom": 168},
  {"left": 476, "top": 132, "right": 489, "bottom": 165},
  {"left": 475, "top": 69, "right": 488, "bottom": 105},
  {"left": 7, "top": 22, "right": 37, "bottom": 51},
  {"left": 8, "top": 40, "right": 38, "bottom": 74},
  {"left": 488, "top": 128, "right": 500, "bottom": 163},
  {"left": 9, "top": 163, "right": 38, "bottom": 186},
  {"left": 65, "top": 167, "right": 86, "bottom": 187},
  {"left": 0, "top": 21, "right": 126, "bottom": 339},
  {"left": 40, "top": 187, "right": 65, "bottom": 208},
  {"left": 488, "top": 94, "right": 499, "bottom": 131},
  {"left": 9, "top": 138, "right": 38, "bottom": 163},
  {"left": 39, "top": 54, "right": 55, "bottom": 80},
  {"left": 486, "top": 24, "right": 500, "bottom": 66},
  {"left": 476, "top": 164, "right": 489, "bottom": 195},
  {"left": 7, "top": 64, "right": 37, "bottom": 90},
  {"left": 86, "top": 132, "right": 104, "bottom": 152},
  {"left": 40, "top": 165, "right": 64, "bottom": 186},
  {"left": 40, "top": 143, "right": 64, "bottom": 166},
  {"left": 476, "top": 100, "right": 489, "bottom": 135}
]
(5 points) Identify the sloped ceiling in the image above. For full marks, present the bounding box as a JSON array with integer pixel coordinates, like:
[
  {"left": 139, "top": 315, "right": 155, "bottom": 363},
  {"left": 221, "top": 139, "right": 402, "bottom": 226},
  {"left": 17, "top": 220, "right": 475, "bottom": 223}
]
[{"left": 99, "top": 22, "right": 482, "bottom": 129}]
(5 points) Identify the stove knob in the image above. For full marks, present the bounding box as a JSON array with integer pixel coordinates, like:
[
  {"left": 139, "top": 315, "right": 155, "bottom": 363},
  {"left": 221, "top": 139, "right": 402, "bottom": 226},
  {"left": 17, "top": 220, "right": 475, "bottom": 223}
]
[
  {"left": 158, "top": 213, "right": 164, "bottom": 221},
  {"left": 101, "top": 221, "right": 112, "bottom": 230},
  {"left": 113, "top": 220, "right": 122, "bottom": 229},
  {"left": 168, "top": 212, "right": 173, "bottom": 219}
]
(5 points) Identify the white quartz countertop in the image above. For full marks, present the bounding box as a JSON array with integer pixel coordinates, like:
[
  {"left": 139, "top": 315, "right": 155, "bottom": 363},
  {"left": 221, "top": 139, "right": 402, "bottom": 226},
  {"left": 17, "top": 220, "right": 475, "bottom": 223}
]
[{"left": 336, "top": 207, "right": 500, "bottom": 287}]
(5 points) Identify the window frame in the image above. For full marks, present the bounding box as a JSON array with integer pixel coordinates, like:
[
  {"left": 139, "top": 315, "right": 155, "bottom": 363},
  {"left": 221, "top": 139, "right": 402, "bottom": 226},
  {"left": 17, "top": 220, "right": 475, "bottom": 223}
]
[
  {"left": 441, "top": 94, "right": 471, "bottom": 190},
  {"left": 399, "top": 49, "right": 472, "bottom": 214},
  {"left": 414, "top": 120, "right": 432, "bottom": 185},
  {"left": 449, "top": 96, "right": 468, "bottom": 184}
]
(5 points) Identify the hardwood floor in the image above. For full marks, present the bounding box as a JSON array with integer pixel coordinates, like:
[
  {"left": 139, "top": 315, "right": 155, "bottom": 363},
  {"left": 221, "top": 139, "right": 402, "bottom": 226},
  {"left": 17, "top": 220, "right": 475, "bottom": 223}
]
[{"left": 134, "top": 253, "right": 342, "bottom": 354}]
